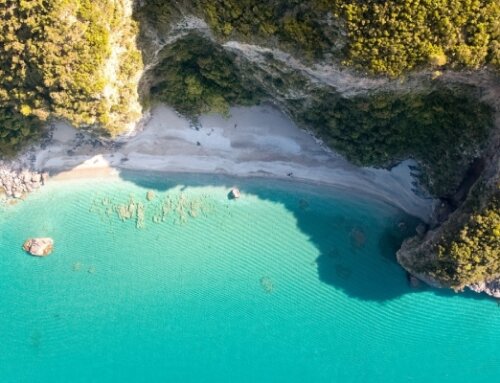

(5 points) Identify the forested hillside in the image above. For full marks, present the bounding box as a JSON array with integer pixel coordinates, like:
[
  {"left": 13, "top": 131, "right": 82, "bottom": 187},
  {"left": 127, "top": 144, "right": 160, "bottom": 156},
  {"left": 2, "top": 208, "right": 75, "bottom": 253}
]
[
  {"left": 399, "top": 179, "right": 500, "bottom": 291},
  {"left": 0, "top": 0, "right": 142, "bottom": 156},
  {"left": 435, "top": 192, "right": 499, "bottom": 289},
  {"left": 195, "top": 0, "right": 500, "bottom": 75}
]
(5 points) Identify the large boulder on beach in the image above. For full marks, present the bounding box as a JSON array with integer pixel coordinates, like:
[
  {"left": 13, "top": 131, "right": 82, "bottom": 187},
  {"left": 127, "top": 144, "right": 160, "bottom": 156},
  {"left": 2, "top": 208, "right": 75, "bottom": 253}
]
[{"left": 23, "top": 238, "right": 54, "bottom": 257}]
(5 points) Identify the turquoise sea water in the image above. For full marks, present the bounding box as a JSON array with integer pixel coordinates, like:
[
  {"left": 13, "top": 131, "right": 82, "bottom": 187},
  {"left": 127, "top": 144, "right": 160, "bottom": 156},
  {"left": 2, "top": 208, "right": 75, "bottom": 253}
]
[{"left": 0, "top": 173, "right": 499, "bottom": 382}]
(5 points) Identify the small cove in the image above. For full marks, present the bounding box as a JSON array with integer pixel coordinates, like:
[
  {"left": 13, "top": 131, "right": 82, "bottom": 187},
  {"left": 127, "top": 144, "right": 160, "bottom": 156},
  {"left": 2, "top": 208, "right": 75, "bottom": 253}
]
[{"left": 0, "top": 173, "right": 499, "bottom": 382}]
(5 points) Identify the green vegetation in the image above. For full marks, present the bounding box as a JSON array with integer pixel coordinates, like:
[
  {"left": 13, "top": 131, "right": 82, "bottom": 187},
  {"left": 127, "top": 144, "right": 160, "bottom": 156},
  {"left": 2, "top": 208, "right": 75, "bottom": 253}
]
[
  {"left": 340, "top": 0, "right": 500, "bottom": 76},
  {"left": 0, "top": 0, "right": 142, "bottom": 156},
  {"left": 0, "top": 108, "right": 40, "bottom": 157},
  {"left": 193, "top": 0, "right": 500, "bottom": 76},
  {"left": 150, "top": 34, "right": 265, "bottom": 116},
  {"left": 197, "top": 0, "right": 340, "bottom": 60},
  {"left": 292, "top": 87, "right": 492, "bottom": 196},
  {"left": 431, "top": 187, "right": 500, "bottom": 289},
  {"left": 133, "top": 0, "right": 182, "bottom": 36}
]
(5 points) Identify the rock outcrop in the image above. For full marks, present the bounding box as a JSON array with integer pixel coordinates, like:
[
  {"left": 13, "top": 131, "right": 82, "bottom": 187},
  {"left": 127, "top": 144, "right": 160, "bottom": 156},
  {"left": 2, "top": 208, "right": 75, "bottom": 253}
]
[
  {"left": 229, "top": 188, "right": 241, "bottom": 199},
  {"left": 469, "top": 279, "right": 500, "bottom": 298},
  {"left": 23, "top": 238, "right": 54, "bottom": 257},
  {"left": 0, "top": 160, "right": 47, "bottom": 200},
  {"left": 397, "top": 78, "right": 500, "bottom": 297}
]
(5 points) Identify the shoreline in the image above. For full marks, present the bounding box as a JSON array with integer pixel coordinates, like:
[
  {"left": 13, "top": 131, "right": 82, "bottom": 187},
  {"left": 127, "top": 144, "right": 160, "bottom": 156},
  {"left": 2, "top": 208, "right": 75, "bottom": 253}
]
[
  {"left": 9, "top": 104, "right": 435, "bottom": 221},
  {"left": 49, "top": 165, "right": 429, "bottom": 218}
]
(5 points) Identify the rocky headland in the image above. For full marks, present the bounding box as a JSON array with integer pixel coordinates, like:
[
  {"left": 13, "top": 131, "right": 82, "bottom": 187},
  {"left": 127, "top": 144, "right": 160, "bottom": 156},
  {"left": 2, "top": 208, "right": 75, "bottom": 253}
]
[{"left": 0, "top": 159, "right": 47, "bottom": 200}]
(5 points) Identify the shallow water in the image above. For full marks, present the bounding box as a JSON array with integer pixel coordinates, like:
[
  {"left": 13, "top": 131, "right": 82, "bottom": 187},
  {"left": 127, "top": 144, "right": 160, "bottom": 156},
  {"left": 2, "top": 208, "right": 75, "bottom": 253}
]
[{"left": 0, "top": 173, "right": 499, "bottom": 382}]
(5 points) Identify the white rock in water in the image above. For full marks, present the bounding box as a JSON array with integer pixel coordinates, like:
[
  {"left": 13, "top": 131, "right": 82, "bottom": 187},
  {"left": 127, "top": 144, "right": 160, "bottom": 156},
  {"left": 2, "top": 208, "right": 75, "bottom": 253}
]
[
  {"left": 230, "top": 188, "right": 241, "bottom": 199},
  {"left": 469, "top": 279, "right": 500, "bottom": 298},
  {"left": 23, "top": 238, "right": 54, "bottom": 257}
]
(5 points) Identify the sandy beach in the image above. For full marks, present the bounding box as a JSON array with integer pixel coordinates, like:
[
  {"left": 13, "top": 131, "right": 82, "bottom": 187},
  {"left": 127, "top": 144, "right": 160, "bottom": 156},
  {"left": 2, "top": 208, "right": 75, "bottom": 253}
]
[{"left": 31, "top": 104, "right": 434, "bottom": 220}]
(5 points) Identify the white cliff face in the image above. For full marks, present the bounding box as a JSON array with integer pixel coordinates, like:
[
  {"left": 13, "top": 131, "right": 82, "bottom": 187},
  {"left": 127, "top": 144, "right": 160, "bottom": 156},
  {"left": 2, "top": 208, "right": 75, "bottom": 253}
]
[
  {"left": 141, "top": 24, "right": 382, "bottom": 100},
  {"left": 138, "top": 15, "right": 213, "bottom": 72},
  {"left": 469, "top": 280, "right": 500, "bottom": 298},
  {"left": 223, "top": 41, "right": 389, "bottom": 96},
  {"left": 134, "top": 4, "right": 385, "bottom": 101}
]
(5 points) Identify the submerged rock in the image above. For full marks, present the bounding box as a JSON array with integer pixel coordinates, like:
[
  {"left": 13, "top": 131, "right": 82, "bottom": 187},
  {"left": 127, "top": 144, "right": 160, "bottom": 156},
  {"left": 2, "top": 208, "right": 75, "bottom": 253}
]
[
  {"left": 146, "top": 190, "right": 155, "bottom": 201},
  {"left": 299, "top": 199, "right": 309, "bottom": 210},
  {"left": 407, "top": 272, "right": 422, "bottom": 289},
  {"left": 350, "top": 227, "right": 366, "bottom": 248},
  {"left": 260, "top": 276, "right": 274, "bottom": 293},
  {"left": 23, "top": 238, "right": 54, "bottom": 257}
]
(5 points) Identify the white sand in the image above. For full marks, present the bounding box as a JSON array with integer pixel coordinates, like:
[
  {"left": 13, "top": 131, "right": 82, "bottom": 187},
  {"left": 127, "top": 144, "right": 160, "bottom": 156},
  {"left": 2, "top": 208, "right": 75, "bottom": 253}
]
[{"left": 34, "top": 104, "right": 435, "bottom": 220}]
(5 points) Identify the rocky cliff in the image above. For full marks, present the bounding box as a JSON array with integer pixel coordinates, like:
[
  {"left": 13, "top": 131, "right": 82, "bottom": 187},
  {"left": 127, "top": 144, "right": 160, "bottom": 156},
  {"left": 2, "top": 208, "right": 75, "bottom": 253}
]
[{"left": 398, "top": 79, "right": 500, "bottom": 296}]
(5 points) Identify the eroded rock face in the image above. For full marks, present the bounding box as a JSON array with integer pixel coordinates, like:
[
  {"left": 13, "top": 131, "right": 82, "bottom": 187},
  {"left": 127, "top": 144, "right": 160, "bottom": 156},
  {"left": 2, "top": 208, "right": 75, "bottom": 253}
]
[
  {"left": 469, "top": 279, "right": 500, "bottom": 298},
  {"left": 396, "top": 72, "right": 500, "bottom": 298},
  {"left": 23, "top": 238, "right": 54, "bottom": 257},
  {"left": 397, "top": 130, "right": 500, "bottom": 298}
]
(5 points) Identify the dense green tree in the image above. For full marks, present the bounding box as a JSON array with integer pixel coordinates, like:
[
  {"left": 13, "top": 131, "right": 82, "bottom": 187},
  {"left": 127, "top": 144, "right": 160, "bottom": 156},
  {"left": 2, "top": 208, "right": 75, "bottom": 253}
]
[
  {"left": 430, "top": 187, "right": 500, "bottom": 289},
  {"left": 291, "top": 87, "right": 493, "bottom": 195},
  {"left": 150, "top": 34, "right": 265, "bottom": 116}
]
